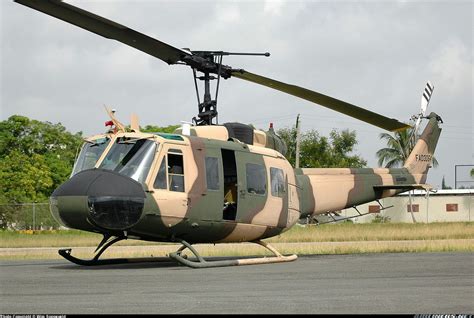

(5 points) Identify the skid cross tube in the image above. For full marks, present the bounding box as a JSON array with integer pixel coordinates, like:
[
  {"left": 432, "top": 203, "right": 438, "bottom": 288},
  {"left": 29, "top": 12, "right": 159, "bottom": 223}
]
[{"left": 168, "top": 239, "right": 297, "bottom": 268}]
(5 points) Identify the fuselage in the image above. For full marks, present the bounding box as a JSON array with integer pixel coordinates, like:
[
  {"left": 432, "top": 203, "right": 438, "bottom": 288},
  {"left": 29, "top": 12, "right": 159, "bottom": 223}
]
[
  {"left": 51, "top": 113, "right": 441, "bottom": 244},
  {"left": 51, "top": 131, "right": 301, "bottom": 244}
]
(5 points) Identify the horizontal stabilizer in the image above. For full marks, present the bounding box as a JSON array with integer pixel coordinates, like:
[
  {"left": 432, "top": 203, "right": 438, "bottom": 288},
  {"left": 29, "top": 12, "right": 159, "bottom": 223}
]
[{"left": 374, "top": 184, "right": 433, "bottom": 191}]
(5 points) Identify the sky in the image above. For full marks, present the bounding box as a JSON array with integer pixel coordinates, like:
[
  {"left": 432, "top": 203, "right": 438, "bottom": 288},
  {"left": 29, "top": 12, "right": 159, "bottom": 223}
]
[{"left": 1, "top": 0, "right": 473, "bottom": 189}]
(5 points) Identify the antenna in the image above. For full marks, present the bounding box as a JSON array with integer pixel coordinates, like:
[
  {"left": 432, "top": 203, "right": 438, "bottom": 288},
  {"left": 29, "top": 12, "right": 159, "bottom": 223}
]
[{"left": 295, "top": 114, "right": 301, "bottom": 168}]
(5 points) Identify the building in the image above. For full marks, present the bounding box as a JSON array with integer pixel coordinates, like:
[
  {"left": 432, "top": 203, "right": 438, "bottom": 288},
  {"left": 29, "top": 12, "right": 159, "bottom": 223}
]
[{"left": 337, "top": 189, "right": 473, "bottom": 223}]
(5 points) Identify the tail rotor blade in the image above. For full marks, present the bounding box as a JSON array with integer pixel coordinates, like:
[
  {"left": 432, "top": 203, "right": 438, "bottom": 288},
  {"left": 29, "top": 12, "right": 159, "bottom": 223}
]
[{"left": 421, "top": 81, "right": 434, "bottom": 115}]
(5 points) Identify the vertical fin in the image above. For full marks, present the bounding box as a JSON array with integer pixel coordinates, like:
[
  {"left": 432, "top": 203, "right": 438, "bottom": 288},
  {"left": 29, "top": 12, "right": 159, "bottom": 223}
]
[{"left": 404, "top": 112, "right": 442, "bottom": 179}]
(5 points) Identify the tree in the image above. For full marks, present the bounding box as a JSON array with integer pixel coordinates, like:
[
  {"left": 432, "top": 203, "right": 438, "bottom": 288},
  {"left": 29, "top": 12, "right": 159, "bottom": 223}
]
[
  {"left": 0, "top": 115, "right": 84, "bottom": 228},
  {"left": 0, "top": 150, "right": 53, "bottom": 203},
  {"left": 0, "top": 150, "right": 54, "bottom": 229},
  {"left": 140, "top": 124, "right": 180, "bottom": 133},
  {"left": 0, "top": 115, "right": 81, "bottom": 158},
  {"left": 441, "top": 176, "right": 452, "bottom": 190},
  {"left": 277, "top": 126, "right": 367, "bottom": 168},
  {"left": 276, "top": 127, "right": 298, "bottom": 166},
  {"left": 0, "top": 115, "right": 83, "bottom": 200},
  {"left": 376, "top": 128, "right": 438, "bottom": 168}
]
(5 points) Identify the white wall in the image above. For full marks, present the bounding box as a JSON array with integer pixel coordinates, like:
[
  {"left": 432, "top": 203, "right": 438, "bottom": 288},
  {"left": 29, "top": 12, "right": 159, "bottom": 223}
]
[{"left": 338, "top": 189, "right": 473, "bottom": 223}]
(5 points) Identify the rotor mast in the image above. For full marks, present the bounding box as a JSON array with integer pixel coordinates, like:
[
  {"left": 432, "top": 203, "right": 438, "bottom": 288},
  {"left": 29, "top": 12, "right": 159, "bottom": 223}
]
[{"left": 190, "top": 51, "right": 270, "bottom": 126}]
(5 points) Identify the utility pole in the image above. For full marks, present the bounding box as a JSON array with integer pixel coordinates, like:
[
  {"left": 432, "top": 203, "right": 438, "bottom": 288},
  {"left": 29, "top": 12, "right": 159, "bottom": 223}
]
[{"left": 295, "top": 114, "right": 301, "bottom": 169}]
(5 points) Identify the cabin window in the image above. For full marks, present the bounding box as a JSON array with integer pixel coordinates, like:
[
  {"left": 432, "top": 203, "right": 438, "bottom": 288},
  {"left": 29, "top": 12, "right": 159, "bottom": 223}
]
[
  {"left": 153, "top": 151, "right": 185, "bottom": 192},
  {"left": 270, "top": 167, "right": 285, "bottom": 197},
  {"left": 407, "top": 204, "right": 419, "bottom": 212},
  {"left": 205, "top": 157, "right": 219, "bottom": 191},
  {"left": 246, "top": 163, "right": 266, "bottom": 195}
]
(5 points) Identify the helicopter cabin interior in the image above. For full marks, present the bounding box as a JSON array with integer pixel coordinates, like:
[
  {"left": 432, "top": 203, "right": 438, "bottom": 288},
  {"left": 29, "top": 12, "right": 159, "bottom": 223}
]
[{"left": 221, "top": 149, "right": 238, "bottom": 220}]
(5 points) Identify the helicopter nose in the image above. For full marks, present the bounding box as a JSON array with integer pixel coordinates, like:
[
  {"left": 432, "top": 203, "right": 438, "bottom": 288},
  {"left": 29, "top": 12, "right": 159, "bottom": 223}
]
[{"left": 50, "top": 169, "right": 146, "bottom": 231}]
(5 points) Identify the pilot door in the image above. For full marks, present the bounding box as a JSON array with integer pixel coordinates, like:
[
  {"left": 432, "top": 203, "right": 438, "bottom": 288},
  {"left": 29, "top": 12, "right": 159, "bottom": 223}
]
[{"left": 150, "top": 145, "right": 188, "bottom": 226}]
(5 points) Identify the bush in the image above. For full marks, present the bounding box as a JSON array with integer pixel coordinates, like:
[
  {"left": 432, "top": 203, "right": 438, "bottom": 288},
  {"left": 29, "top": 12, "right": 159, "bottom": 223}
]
[{"left": 371, "top": 214, "right": 391, "bottom": 224}]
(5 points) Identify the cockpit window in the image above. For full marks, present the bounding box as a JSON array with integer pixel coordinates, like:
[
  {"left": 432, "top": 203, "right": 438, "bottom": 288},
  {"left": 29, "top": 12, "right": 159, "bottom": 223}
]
[
  {"left": 71, "top": 137, "right": 110, "bottom": 176},
  {"left": 99, "top": 137, "right": 157, "bottom": 183},
  {"left": 152, "top": 150, "right": 185, "bottom": 192}
]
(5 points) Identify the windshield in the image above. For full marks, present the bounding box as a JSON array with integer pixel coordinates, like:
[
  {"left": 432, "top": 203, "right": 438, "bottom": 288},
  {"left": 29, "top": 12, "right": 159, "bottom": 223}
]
[
  {"left": 99, "top": 137, "right": 157, "bottom": 183},
  {"left": 71, "top": 137, "right": 111, "bottom": 176}
]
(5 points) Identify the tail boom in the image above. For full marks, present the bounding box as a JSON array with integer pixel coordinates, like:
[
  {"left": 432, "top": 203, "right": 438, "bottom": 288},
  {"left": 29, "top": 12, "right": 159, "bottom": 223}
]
[
  {"left": 296, "top": 167, "right": 415, "bottom": 217},
  {"left": 296, "top": 112, "right": 442, "bottom": 218}
]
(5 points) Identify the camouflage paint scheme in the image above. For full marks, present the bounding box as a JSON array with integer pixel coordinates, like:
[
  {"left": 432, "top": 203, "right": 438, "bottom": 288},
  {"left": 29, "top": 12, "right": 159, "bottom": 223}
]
[
  {"left": 51, "top": 113, "right": 442, "bottom": 245},
  {"left": 13, "top": 0, "right": 442, "bottom": 266}
]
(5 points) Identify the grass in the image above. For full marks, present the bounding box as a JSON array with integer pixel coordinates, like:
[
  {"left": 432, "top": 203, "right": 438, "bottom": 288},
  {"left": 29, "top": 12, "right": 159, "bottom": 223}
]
[
  {"left": 0, "top": 222, "right": 473, "bottom": 260},
  {"left": 268, "top": 222, "right": 474, "bottom": 242}
]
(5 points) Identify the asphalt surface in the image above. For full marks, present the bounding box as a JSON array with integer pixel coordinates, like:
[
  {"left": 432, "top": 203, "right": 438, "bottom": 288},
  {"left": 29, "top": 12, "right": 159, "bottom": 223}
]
[{"left": 1, "top": 252, "right": 473, "bottom": 314}]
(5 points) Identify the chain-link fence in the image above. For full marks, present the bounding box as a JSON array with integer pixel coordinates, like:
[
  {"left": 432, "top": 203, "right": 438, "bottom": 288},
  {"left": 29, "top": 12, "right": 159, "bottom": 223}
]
[
  {"left": 455, "top": 164, "right": 474, "bottom": 189},
  {"left": 0, "top": 202, "right": 61, "bottom": 230}
]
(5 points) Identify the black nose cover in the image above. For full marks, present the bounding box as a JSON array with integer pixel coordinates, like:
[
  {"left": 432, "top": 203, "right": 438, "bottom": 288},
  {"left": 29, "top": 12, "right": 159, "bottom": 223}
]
[{"left": 51, "top": 169, "right": 146, "bottom": 231}]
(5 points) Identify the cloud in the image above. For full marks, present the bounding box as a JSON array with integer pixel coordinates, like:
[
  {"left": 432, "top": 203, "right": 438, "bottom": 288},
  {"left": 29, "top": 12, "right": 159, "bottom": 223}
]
[
  {"left": 429, "top": 38, "right": 472, "bottom": 95},
  {"left": 216, "top": 2, "right": 241, "bottom": 23},
  {"left": 1, "top": 0, "right": 472, "bottom": 189},
  {"left": 263, "top": 0, "right": 285, "bottom": 16}
]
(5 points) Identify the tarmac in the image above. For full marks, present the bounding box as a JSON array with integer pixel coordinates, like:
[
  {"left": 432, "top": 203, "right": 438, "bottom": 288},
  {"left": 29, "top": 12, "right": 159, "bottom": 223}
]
[{"left": 1, "top": 252, "right": 473, "bottom": 314}]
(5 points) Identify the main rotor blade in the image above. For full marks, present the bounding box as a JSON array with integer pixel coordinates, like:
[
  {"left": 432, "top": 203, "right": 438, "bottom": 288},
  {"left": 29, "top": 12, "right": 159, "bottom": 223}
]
[
  {"left": 232, "top": 70, "right": 411, "bottom": 132},
  {"left": 14, "top": 0, "right": 191, "bottom": 65}
]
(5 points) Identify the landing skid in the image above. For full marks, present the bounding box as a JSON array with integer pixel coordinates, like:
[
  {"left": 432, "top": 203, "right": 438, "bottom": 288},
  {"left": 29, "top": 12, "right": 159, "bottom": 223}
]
[
  {"left": 58, "top": 234, "right": 173, "bottom": 266},
  {"left": 58, "top": 248, "right": 171, "bottom": 266},
  {"left": 58, "top": 235, "right": 297, "bottom": 268},
  {"left": 169, "top": 239, "right": 297, "bottom": 268}
]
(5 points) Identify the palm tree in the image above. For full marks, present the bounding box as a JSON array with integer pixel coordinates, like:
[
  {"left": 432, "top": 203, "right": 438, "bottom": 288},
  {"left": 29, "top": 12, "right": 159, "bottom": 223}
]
[{"left": 377, "top": 128, "right": 438, "bottom": 168}]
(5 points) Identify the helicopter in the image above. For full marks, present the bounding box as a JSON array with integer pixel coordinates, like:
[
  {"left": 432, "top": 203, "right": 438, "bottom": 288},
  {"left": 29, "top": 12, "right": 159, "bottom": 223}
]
[{"left": 14, "top": 0, "right": 442, "bottom": 268}]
